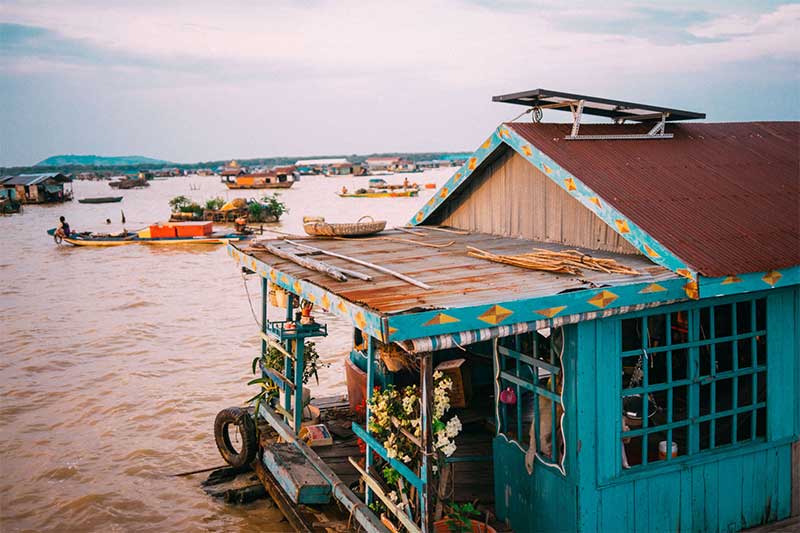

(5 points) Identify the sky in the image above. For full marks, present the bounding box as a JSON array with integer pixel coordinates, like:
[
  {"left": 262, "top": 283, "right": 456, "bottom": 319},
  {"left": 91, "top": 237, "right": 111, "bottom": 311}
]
[{"left": 0, "top": 1, "right": 798, "bottom": 167}]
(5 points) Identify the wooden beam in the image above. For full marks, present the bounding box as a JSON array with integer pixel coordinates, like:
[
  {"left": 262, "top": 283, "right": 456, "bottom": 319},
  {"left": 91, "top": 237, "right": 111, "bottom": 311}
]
[
  {"left": 262, "top": 243, "right": 348, "bottom": 281},
  {"left": 252, "top": 458, "right": 312, "bottom": 532},
  {"left": 284, "top": 239, "right": 432, "bottom": 290},
  {"left": 349, "top": 457, "right": 422, "bottom": 533}
]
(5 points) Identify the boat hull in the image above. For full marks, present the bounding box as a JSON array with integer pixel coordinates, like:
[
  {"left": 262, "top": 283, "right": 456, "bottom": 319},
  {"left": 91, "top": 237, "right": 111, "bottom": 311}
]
[
  {"left": 225, "top": 182, "right": 294, "bottom": 189},
  {"left": 78, "top": 196, "right": 123, "bottom": 204},
  {"left": 47, "top": 228, "right": 246, "bottom": 246},
  {"left": 338, "top": 191, "right": 419, "bottom": 198}
]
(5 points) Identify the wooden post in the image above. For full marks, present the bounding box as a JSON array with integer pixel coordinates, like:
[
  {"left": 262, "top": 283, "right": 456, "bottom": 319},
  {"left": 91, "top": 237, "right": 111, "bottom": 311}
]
[
  {"left": 419, "top": 352, "right": 434, "bottom": 533},
  {"left": 283, "top": 294, "right": 295, "bottom": 418},
  {"left": 294, "top": 338, "right": 305, "bottom": 433},
  {"left": 365, "top": 334, "right": 376, "bottom": 505},
  {"left": 261, "top": 277, "right": 268, "bottom": 367}
]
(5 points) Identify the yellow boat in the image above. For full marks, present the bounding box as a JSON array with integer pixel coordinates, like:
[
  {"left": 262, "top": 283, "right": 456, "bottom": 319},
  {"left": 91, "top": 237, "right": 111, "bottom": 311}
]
[{"left": 47, "top": 227, "right": 250, "bottom": 247}]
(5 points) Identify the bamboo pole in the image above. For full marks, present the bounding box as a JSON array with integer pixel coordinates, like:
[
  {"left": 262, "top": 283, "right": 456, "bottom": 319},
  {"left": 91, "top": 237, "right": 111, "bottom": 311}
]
[
  {"left": 284, "top": 240, "right": 433, "bottom": 290},
  {"left": 262, "top": 243, "right": 349, "bottom": 281}
]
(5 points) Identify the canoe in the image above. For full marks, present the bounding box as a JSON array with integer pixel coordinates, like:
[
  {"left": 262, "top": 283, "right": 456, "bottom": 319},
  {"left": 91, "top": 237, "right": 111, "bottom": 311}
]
[
  {"left": 78, "top": 196, "right": 123, "bottom": 204},
  {"left": 303, "top": 216, "right": 386, "bottom": 237},
  {"left": 337, "top": 190, "right": 418, "bottom": 198},
  {"left": 47, "top": 228, "right": 250, "bottom": 247}
]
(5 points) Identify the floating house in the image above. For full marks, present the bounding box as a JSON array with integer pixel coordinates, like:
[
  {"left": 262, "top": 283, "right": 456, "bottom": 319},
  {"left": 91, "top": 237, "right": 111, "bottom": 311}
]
[
  {"left": 223, "top": 89, "right": 799, "bottom": 532},
  {"left": 295, "top": 158, "right": 349, "bottom": 175},
  {"left": 364, "top": 156, "right": 417, "bottom": 174},
  {"left": 326, "top": 162, "right": 364, "bottom": 176},
  {"left": 1, "top": 172, "right": 73, "bottom": 204}
]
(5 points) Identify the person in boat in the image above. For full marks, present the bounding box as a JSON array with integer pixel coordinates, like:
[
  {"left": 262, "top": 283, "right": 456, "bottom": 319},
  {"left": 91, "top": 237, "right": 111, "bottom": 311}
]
[
  {"left": 341, "top": 186, "right": 348, "bottom": 195},
  {"left": 234, "top": 216, "right": 247, "bottom": 233},
  {"left": 55, "top": 216, "right": 71, "bottom": 239},
  {"left": 403, "top": 177, "right": 410, "bottom": 189},
  {"left": 106, "top": 218, "right": 111, "bottom": 224}
]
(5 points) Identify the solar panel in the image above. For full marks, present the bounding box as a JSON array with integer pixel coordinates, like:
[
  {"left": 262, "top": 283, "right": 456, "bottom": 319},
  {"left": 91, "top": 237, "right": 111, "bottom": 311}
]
[{"left": 492, "top": 88, "right": 705, "bottom": 122}]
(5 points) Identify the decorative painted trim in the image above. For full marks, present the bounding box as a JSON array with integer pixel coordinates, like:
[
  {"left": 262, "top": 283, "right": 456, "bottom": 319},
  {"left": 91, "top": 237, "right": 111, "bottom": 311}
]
[
  {"left": 385, "top": 277, "right": 689, "bottom": 342},
  {"left": 698, "top": 265, "right": 800, "bottom": 299},
  {"left": 227, "top": 244, "right": 386, "bottom": 340},
  {"left": 407, "top": 130, "right": 503, "bottom": 226},
  {"left": 409, "top": 123, "right": 698, "bottom": 282}
]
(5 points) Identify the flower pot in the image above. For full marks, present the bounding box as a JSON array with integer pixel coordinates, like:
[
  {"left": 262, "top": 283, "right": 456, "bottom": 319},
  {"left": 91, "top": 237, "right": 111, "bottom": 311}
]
[{"left": 434, "top": 518, "right": 497, "bottom": 533}]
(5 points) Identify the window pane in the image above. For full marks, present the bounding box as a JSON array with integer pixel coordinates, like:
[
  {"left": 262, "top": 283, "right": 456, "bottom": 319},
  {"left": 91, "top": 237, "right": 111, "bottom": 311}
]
[
  {"left": 622, "top": 435, "right": 643, "bottom": 468},
  {"left": 756, "top": 336, "right": 766, "bottom": 366},
  {"left": 699, "top": 307, "right": 711, "bottom": 340},
  {"left": 672, "top": 385, "right": 689, "bottom": 422},
  {"left": 756, "top": 372, "right": 766, "bottom": 403},
  {"left": 699, "top": 344, "right": 712, "bottom": 377},
  {"left": 737, "top": 412, "right": 752, "bottom": 442},
  {"left": 716, "top": 378, "right": 733, "bottom": 412},
  {"left": 756, "top": 407, "right": 767, "bottom": 438},
  {"left": 672, "top": 348, "right": 689, "bottom": 381},
  {"left": 672, "top": 426, "right": 688, "bottom": 458},
  {"left": 699, "top": 420, "right": 712, "bottom": 450},
  {"left": 737, "top": 339, "right": 753, "bottom": 369},
  {"left": 716, "top": 341, "right": 733, "bottom": 373},
  {"left": 622, "top": 318, "right": 642, "bottom": 352},
  {"left": 700, "top": 384, "right": 712, "bottom": 416},
  {"left": 755, "top": 299, "right": 766, "bottom": 330},
  {"left": 736, "top": 301, "right": 752, "bottom": 334},
  {"left": 647, "top": 314, "right": 667, "bottom": 348},
  {"left": 671, "top": 311, "right": 689, "bottom": 345},
  {"left": 622, "top": 355, "right": 642, "bottom": 389},
  {"left": 716, "top": 416, "right": 733, "bottom": 446},
  {"left": 714, "top": 304, "right": 733, "bottom": 338},
  {"left": 737, "top": 374, "right": 754, "bottom": 407},
  {"left": 649, "top": 351, "right": 668, "bottom": 386}
]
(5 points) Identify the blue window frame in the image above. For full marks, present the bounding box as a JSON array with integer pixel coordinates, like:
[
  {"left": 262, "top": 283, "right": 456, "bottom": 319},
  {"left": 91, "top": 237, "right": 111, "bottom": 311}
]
[
  {"left": 619, "top": 297, "right": 767, "bottom": 470},
  {"left": 495, "top": 328, "right": 566, "bottom": 471}
]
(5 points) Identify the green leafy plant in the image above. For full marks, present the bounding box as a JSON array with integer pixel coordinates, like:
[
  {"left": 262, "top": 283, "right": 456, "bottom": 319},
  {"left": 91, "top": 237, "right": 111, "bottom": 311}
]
[
  {"left": 260, "top": 193, "right": 287, "bottom": 219},
  {"left": 248, "top": 201, "right": 264, "bottom": 219},
  {"left": 169, "top": 195, "right": 191, "bottom": 212},
  {"left": 205, "top": 197, "right": 225, "bottom": 210},
  {"left": 445, "top": 502, "right": 481, "bottom": 532}
]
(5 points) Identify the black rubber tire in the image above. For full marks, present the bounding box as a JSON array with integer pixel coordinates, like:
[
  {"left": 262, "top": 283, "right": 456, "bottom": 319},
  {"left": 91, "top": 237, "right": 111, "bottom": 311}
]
[{"left": 214, "top": 407, "right": 257, "bottom": 468}]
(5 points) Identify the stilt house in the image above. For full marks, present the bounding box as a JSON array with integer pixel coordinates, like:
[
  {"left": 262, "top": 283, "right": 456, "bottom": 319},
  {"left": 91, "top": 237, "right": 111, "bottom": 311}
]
[{"left": 226, "top": 89, "right": 799, "bottom": 532}]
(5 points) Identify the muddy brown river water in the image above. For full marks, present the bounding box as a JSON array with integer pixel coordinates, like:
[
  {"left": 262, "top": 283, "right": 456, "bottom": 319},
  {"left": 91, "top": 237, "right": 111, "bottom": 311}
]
[{"left": 0, "top": 169, "right": 450, "bottom": 532}]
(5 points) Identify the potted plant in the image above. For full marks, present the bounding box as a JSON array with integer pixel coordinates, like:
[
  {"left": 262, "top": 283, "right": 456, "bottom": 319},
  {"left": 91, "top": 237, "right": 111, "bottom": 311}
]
[{"left": 434, "top": 502, "right": 496, "bottom": 533}]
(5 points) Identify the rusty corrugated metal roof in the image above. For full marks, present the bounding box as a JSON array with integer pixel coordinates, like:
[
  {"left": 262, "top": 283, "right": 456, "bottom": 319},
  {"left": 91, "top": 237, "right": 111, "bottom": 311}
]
[
  {"left": 242, "top": 230, "right": 677, "bottom": 315},
  {"left": 509, "top": 121, "right": 800, "bottom": 277}
]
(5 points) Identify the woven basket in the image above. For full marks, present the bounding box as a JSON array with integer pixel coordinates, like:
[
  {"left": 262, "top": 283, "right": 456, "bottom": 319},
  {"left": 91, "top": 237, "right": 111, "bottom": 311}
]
[{"left": 303, "top": 216, "right": 386, "bottom": 237}]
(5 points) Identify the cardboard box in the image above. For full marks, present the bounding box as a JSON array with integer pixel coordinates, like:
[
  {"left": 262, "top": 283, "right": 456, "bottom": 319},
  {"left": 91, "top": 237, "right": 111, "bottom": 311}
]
[
  {"left": 299, "top": 424, "right": 333, "bottom": 447},
  {"left": 435, "top": 358, "right": 471, "bottom": 408},
  {"left": 167, "top": 221, "right": 213, "bottom": 237}
]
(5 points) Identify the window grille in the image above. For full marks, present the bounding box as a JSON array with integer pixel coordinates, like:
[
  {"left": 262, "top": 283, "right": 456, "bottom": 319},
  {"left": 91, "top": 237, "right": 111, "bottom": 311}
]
[
  {"left": 619, "top": 298, "right": 767, "bottom": 470},
  {"left": 495, "top": 328, "right": 565, "bottom": 471}
]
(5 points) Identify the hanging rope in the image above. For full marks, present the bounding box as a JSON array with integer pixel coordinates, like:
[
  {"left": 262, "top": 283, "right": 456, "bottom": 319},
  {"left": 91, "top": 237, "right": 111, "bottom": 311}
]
[{"left": 241, "top": 271, "right": 262, "bottom": 329}]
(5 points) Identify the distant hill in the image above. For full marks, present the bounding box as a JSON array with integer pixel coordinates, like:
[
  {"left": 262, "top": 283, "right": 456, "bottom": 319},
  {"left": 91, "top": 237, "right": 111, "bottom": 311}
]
[{"left": 35, "top": 154, "right": 171, "bottom": 167}]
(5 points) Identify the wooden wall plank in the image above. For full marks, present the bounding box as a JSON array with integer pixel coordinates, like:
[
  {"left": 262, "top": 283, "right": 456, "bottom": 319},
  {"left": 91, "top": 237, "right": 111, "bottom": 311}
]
[{"left": 439, "top": 151, "right": 640, "bottom": 254}]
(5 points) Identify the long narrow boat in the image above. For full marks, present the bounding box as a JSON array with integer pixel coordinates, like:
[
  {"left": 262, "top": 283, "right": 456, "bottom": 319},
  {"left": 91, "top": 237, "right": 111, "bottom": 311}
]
[
  {"left": 225, "top": 181, "right": 294, "bottom": 189},
  {"left": 47, "top": 228, "right": 250, "bottom": 247},
  {"left": 337, "top": 190, "right": 418, "bottom": 198},
  {"left": 78, "top": 196, "right": 123, "bottom": 204}
]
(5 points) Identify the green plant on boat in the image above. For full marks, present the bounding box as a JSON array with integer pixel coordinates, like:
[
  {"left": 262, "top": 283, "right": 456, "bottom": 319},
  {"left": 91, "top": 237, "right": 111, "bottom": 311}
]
[
  {"left": 260, "top": 193, "right": 288, "bottom": 219},
  {"left": 247, "top": 341, "right": 328, "bottom": 415},
  {"left": 169, "top": 195, "right": 191, "bottom": 212},
  {"left": 247, "top": 201, "right": 264, "bottom": 219},
  {"left": 205, "top": 197, "right": 225, "bottom": 210}
]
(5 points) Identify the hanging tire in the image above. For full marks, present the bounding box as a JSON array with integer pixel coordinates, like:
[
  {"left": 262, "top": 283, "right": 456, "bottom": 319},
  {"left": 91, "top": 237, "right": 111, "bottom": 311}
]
[{"left": 214, "top": 407, "right": 257, "bottom": 468}]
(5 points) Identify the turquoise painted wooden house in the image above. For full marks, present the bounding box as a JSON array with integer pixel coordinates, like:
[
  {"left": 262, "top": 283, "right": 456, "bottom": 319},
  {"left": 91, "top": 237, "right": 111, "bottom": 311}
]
[{"left": 224, "top": 90, "right": 799, "bottom": 532}]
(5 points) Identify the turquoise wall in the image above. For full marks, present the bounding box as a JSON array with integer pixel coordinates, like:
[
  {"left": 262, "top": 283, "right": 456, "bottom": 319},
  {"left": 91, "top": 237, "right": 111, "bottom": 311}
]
[
  {"left": 576, "top": 288, "right": 798, "bottom": 533},
  {"left": 493, "top": 288, "right": 798, "bottom": 532}
]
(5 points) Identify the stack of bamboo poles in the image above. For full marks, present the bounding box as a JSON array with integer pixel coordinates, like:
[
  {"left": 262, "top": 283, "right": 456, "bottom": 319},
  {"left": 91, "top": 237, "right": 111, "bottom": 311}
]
[{"left": 466, "top": 246, "right": 640, "bottom": 276}]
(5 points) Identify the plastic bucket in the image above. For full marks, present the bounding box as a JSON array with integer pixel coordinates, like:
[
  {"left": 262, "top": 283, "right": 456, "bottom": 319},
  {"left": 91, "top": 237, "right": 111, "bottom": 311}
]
[{"left": 658, "top": 441, "right": 678, "bottom": 459}]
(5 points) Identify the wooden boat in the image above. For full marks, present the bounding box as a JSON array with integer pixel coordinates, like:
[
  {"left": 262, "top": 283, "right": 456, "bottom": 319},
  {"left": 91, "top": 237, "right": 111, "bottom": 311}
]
[
  {"left": 47, "top": 227, "right": 250, "bottom": 247},
  {"left": 303, "top": 216, "right": 386, "bottom": 237},
  {"left": 109, "top": 177, "right": 149, "bottom": 189},
  {"left": 78, "top": 196, "right": 123, "bottom": 204},
  {"left": 225, "top": 181, "right": 294, "bottom": 190},
  {"left": 338, "top": 190, "right": 418, "bottom": 198}
]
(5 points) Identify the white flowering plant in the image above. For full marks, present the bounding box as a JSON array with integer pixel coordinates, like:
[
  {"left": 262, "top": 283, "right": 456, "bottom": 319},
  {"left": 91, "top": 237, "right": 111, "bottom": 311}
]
[{"left": 367, "top": 370, "right": 463, "bottom": 521}]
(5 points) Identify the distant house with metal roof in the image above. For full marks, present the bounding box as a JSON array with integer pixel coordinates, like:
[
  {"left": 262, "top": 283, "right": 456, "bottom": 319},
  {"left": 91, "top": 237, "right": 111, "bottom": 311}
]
[
  {"left": 295, "top": 158, "right": 349, "bottom": 175},
  {"left": 2, "top": 172, "right": 73, "bottom": 204},
  {"left": 222, "top": 89, "right": 799, "bottom": 533}
]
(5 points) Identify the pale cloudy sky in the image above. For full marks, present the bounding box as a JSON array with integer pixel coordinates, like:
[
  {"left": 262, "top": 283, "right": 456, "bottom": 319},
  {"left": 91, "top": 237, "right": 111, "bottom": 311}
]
[{"left": 1, "top": 0, "right": 798, "bottom": 166}]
